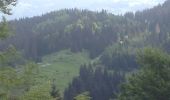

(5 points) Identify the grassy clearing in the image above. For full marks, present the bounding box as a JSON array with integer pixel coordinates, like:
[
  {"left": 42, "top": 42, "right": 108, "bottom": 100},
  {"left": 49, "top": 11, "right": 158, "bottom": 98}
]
[{"left": 36, "top": 50, "right": 91, "bottom": 94}]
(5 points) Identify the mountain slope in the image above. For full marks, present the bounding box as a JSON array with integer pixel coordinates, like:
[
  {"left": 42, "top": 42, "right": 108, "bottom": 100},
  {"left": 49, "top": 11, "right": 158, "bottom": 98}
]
[{"left": 1, "top": 9, "right": 143, "bottom": 61}]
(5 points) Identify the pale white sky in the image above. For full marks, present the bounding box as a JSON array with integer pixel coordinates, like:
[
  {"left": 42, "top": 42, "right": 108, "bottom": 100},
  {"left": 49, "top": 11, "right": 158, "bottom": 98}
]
[{"left": 6, "top": 0, "right": 166, "bottom": 20}]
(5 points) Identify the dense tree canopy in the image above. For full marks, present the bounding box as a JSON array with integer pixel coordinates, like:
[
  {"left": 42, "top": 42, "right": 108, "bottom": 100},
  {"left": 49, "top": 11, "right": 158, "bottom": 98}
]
[
  {"left": 0, "top": 0, "right": 57, "bottom": 100},
  {"left": 64, "top": 64, "right": 124, "bottom": 100},
  {"left": 0, "top": 0, "right": 169, "bottom": 62},
  {"left": 0, "top": 0, "right": 170, "bottom": 100},
  {"left": 1, "top": 9, "right": 144, "bottom": 61},
  {"left": 118, "top": 48, "right": 170, "bottom": 100}
]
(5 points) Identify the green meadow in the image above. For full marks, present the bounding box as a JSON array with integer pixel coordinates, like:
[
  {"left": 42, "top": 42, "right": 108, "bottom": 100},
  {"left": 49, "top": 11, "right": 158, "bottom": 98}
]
[{"left": 36, "top": 50, "right": 91, "bottom": 93}]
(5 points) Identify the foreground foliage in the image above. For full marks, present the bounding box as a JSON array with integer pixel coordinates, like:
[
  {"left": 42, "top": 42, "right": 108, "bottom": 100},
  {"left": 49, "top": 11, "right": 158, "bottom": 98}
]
[
  {"left": 118, "top": 48, "right": 170, "bottom": 100},
  {"left": 0, "top": 1, "right": 57, "bottom": 99}
]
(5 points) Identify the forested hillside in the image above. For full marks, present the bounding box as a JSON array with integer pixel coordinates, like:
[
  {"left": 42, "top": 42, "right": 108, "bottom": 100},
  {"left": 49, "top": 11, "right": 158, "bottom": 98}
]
[
  {"left": 1, "top": 9, "right": 144, "bottom": 61},
  {"left": 0, "top": 0, "right": 170, "bottom": 100},
  {"left": 1, "top": 1, "right": 169, "bottom": 62}
]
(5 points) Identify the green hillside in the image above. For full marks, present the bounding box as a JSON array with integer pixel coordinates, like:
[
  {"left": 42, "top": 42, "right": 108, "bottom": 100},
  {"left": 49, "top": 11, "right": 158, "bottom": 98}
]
[{"left": 36, "top": 50, "right": 91, "bottom": 93}]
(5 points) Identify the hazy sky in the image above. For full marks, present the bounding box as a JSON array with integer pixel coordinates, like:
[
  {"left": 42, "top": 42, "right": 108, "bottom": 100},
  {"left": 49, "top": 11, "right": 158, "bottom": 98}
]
[{"left": 6, "top": 0, "right": 166, "bottom": 20}]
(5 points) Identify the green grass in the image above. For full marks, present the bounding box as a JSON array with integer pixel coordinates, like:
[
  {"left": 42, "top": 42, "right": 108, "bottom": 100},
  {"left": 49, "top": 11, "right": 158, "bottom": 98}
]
[{"left": 36, "top": 50, "right": 91, "bottom": 94}]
